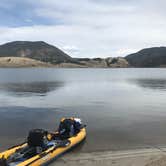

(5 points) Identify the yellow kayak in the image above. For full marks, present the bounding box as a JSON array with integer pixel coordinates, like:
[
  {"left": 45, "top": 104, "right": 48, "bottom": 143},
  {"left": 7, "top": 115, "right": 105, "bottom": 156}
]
[{"left": 0, "top": 118, "right": 86, "bottom": 166}]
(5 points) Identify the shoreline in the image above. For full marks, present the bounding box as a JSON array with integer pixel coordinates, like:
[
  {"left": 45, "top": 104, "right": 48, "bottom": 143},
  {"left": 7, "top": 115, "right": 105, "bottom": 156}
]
[{"left": 50, "top": 147, "right": 166, "bottom": 166}]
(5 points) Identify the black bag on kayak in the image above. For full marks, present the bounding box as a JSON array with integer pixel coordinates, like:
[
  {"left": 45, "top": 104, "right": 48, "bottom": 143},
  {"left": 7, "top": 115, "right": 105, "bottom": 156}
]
[
  {"left": 58, "top": 119, "right": 75, "bottom": 139},
  {"left": 0, "top": 158, "right": 7, "bottom": 166},
  {"left": 27, "top": 129, "right": 47, "bottom": 147},
  {"left": 58, "top": 118, "right": 83, "bottom": 139}
]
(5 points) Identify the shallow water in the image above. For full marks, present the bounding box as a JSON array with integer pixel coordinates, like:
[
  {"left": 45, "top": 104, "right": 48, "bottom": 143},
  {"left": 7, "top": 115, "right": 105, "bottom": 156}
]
[{"left": 1, "top": 68, "right": 166, "bottom": 152}]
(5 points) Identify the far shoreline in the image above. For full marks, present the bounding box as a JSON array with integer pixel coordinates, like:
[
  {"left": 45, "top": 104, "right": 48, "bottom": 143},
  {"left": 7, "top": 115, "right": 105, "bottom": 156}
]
[{"left": 0, "top": 56, "right": 166, "bottom": 68}]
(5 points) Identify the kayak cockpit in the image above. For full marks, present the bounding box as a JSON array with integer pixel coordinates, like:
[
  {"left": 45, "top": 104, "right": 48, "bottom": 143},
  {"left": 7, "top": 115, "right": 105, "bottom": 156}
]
[
  {"left": 6, "top": 139, "right": 70, "bottom": 166},
  {"left": 0, "top": 117, "right": 86, "bottom": 166}
]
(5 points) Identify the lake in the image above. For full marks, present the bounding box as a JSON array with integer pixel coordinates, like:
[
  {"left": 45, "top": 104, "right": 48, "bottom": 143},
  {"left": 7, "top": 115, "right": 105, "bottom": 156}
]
[{"left": 0, "top": 68, "right": 166, "bottom": 152}]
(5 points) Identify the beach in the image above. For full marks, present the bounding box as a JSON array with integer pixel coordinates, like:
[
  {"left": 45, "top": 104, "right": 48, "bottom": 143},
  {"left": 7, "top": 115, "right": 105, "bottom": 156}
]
[{"left": 50, "top": 147, "right": 166, "bottom": 166}]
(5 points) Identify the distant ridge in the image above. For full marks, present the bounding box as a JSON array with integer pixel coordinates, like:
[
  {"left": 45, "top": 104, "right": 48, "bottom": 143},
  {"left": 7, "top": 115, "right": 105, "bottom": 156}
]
[
  {"left": 125, "top": 47, "right": 166, "bottom": 67},
  {"left": 0, "top": 41, "right": 129, "bottom": 67},
  {"left": 0, "top": 41, "right": 72, "bottom": 64},
  {"left": 1, "top": 41, "right": 166, "bottom": 68}
]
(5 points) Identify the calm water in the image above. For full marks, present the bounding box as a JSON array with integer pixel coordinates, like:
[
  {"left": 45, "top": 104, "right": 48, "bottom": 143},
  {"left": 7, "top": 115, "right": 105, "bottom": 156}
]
[{"left": 1, "top": 68, "right": 166, "bottom": 152}]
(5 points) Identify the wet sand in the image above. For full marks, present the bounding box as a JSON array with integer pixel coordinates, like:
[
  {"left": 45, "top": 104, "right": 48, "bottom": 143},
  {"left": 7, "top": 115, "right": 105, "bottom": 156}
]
[{"left": 50, "top": 147, "right": 166, "bottom": 166}]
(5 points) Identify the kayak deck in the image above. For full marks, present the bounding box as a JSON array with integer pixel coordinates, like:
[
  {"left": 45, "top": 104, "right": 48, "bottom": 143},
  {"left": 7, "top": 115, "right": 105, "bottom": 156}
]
[{"left": 0, "top": 128, "right": 86, "bottom": 166}]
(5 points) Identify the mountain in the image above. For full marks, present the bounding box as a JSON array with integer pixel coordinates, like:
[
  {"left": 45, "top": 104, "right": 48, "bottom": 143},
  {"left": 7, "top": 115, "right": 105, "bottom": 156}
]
[
  {"left": 0, "top": 41, "right": 129, "bottom": 67},
  {"left": 0, "top": 41, "right": 73, "bottom": 64},
  {"left": 125, "top": 47, "right": 166, "bottom": 67}
]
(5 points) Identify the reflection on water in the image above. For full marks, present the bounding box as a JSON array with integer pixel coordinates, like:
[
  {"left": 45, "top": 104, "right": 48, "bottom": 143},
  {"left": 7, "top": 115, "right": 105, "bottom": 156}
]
[
  {"left": 0, "top": 82, "right": 64, "bottom": 96},
  {"left": 130, "top": 79, "right": 166, "bottom": 90},
  {"left": 1, "top": 68, "right": 166, "bottom": 152},
  {"left": 0, "top": 107, "right": 62, "bottom": 150}
]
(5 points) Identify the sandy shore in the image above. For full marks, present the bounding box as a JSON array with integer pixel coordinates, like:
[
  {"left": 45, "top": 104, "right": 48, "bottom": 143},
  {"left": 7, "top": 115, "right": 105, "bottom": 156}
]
[{"left": 50, "top": 147, "right": 166, "bottom": 166}]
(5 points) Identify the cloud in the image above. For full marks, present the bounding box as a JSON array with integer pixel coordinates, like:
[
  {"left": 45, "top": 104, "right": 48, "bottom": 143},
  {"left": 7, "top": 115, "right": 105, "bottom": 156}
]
[
  {"left": 0, "top": 0, "right": 166, "bottom": 57},
  {"left": 62, "top": 45, "right": 80, "bottom": 55},
  {"left": 25, "top": 19, "right": 33, "bottom": 23}
]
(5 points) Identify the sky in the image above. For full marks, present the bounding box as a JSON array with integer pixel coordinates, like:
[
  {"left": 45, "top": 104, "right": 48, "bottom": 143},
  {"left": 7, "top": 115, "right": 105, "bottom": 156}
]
[{"left": 0, "top": 0, "right": 166, "bottom": 58}]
